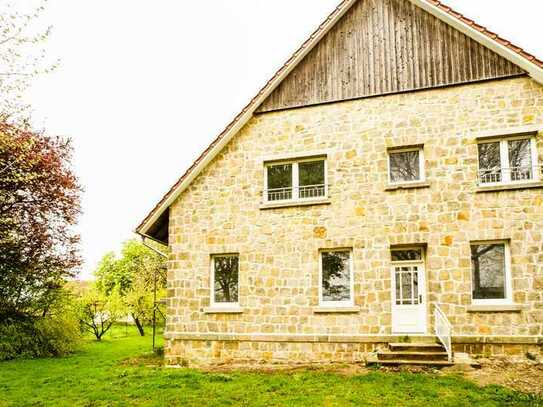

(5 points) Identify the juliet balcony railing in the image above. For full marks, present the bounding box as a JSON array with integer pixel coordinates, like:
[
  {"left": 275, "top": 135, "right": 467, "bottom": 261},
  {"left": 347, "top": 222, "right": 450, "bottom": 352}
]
[
  {"left": 265, "top": 184, "right": 327, "bottom": 202},
  {"left": 478, "top": 165, "right": 543, "bottom": 185},
  {"left": 434, "top": 304, "right": 453, "bottom": 363}
]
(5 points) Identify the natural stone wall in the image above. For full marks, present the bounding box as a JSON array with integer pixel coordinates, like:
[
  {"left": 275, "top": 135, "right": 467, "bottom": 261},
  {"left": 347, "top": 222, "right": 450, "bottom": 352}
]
[
  {"left": 166, "top": 76, "right": 543, "bottom": 365},
  {"left": 166, "top": 339, "right": 381, "bottom": 367}
]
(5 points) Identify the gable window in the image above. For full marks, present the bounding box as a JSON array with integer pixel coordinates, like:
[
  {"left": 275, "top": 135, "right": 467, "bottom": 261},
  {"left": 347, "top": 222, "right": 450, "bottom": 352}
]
[
  {"left": 211, "top": 254, "right": 239, "bottom": 307},
  {"left": 478, "top": 136, "right": 539, "bottom": 185},
  {"left": 388, "top": 147, "right": 425, "bottom": 185},
  {"left": 319, "top": 249, "right": 353, "bottom": 307},
  {"left": 265, "top": 157, "right": 327, "bottom": 202},
  {"left": 471, "top": 242, "right": 512, "bottom": 305}
]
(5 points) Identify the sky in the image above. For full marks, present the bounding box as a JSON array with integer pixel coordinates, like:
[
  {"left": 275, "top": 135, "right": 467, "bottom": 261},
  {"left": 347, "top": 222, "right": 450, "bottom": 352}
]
[{"left": 25, "top": 0, "right": 543, "bottom": 280}]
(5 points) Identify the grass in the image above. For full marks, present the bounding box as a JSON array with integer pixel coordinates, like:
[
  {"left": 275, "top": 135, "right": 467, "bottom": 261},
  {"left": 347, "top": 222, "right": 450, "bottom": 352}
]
[{"left": 0, "top": 327, "right": 541, "bottom": 407}]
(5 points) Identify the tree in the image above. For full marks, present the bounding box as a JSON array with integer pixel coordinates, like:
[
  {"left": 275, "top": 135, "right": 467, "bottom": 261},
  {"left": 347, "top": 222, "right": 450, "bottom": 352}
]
[
  {"left": 0, "top": 0, "right": 57, "bottom": 122},
  {"left": 124, "top": 278, "right": 155, "bottom": 337},
  {"left": 94, "top": 240, "right": 167, "bottom": 336},
  {"left": 76, "top": 286, "right": 123, "bottom": 341},
  {"left": 0, "top": 125, "right": 81, "bottom": 319}
]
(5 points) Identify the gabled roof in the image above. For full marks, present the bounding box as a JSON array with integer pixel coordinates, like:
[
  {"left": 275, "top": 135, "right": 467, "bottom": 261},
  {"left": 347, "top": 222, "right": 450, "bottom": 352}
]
[{"left": 136, "top": 0, "right": 543, "bottom": 241}]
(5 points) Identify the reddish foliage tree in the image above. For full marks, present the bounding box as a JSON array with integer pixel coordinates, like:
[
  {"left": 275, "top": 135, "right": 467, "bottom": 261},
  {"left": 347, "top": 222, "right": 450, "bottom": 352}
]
[{"left": 0, "top": 124, "right": 81, "bottom": 318}]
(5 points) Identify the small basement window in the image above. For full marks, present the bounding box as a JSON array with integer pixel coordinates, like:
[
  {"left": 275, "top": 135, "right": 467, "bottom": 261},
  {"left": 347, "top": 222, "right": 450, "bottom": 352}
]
[
  {"left": 211, "top": 254, "right": 239, "bottom": 307},
  {"left": 265, "top": 157, "right": 327, "bottom": 203},
  {"left": 388, "top": 146, "right": 425, "bottom": 185},
  {"left": 319, "top": 249, "right": 354, "bottom": 307},
  {"left": 478, "top": 136, "right": 540, "bottom": 185},
  {"left": 470, "top": 242, "right": 512, "bottom": 305}
]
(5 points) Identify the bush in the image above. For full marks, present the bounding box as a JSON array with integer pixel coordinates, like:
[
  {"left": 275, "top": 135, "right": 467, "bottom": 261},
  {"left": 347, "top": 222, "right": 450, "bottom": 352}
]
[{"left": 0, "top": 315, "right": 81, "bottom": 361}]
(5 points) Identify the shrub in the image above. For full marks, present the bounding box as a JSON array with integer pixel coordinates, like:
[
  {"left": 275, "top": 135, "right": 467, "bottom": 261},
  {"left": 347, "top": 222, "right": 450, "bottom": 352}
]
[{"left": 0, "top": 314, "right": 81, "bottom": 361}]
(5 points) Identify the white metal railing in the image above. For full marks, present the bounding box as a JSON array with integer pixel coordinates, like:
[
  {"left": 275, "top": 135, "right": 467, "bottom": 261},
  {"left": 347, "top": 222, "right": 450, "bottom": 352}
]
[
  {"left": 478, "top": 165, "right": 543, "bottom": 184},
  {"left": 265, "top": 184, "right": 327, "bottom": 202},
  {"left": 434, "top": 304, "right": 453, "bottom": 362}
]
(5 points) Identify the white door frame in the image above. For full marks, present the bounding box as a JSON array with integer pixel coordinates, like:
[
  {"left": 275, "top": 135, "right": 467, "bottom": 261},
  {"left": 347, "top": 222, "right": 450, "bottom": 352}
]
[{"left": 391, "top": 259, "right": 428, "bottom": 334}]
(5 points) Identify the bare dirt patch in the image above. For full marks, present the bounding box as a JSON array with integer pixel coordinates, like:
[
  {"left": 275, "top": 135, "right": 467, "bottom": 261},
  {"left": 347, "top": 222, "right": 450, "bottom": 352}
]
[{"left": 462, "top": 360, "right": 543, "bottom": 396}]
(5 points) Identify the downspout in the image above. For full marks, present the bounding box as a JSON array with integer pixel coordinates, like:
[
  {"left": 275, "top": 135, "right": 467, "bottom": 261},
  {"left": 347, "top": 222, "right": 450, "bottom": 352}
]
[{"left": 138, "top": 233, "right": 168, "bottom": 352}]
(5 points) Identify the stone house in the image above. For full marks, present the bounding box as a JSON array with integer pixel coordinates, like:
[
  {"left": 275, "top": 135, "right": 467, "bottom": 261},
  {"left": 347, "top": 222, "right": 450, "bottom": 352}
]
[{"left": 137, "top": 0, "right": 543, "bottom": 367}]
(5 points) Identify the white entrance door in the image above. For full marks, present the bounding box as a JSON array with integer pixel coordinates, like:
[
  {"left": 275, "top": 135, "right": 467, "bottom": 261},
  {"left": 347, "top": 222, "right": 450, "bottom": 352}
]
[{"left": 391, "top": 263, "right": 427, "bottom": 334}]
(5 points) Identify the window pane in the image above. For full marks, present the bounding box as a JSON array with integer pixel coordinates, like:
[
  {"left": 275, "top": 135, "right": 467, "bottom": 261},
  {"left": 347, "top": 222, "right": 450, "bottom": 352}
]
[
  {"left": 508, "top": 139, "right": 533, "bottom": 181},
  {"left": 321, "top": 251, "right": 351, "bottom": 302},
  {"left": 214, "top": 256, "right": 239, "bottom": 303},
  {"left": 401, "top": 269, "right": 413, "bottom": 305},
  {"left": 413, "top": 269, "right": 419, "bottom": 305},
  {"left": 299, "top": 160, "right": 325, "bottom": 198},
  {"left": 389, "top": 151, "right": 421, "bottom": 183},
  {"left": 267, "top": 164, "right": 292, "bottom": 201},
  {"left": 395, "top": 269, "right": 401, "bottom": 305},
  {"left": 471, "top": 244, "right": 506, "bottom": 300},
  {"left": 299, "top": 160, "right": 325, "bottom": 186},
  {"left": 391, "top": 249, "right": 422, "bottom": 261},
  {"left": 478, "top": 142, "right": 501, "bottom": 183}
]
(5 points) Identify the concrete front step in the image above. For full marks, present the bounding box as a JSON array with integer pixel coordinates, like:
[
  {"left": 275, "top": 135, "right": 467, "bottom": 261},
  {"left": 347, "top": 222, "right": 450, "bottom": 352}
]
[
  {"left": 378, "top": 351, "right": 449, "bottom": 361},
  {"left": 372, "top": 359, "right": 454, "bottom": 367},
  {"left": 389, "top": 342, "right": 445, "bottom": 351}
]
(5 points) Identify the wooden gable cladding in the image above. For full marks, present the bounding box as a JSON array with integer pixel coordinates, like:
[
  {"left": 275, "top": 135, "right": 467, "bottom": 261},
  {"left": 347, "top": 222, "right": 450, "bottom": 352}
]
[{"left": 256, "top": 0, "right": 524, "bottom": 113}]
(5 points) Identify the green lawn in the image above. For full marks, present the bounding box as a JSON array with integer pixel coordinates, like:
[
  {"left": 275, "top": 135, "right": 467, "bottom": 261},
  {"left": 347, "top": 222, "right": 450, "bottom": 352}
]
[{"left": 0, "top": 328, "right": 541, "bottom": 407}]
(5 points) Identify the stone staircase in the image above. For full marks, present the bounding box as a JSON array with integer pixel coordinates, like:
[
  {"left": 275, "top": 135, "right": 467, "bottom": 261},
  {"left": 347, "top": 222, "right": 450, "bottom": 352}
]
[{"left": 368, "top": 340, "right": 454, "bottom": 367}]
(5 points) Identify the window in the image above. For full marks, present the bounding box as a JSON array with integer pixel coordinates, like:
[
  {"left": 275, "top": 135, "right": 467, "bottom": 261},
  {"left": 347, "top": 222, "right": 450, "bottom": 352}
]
[
  {"left": 471, "top": 242, "right": 512, "bottom": 304},
  {"left": 319, "top": 250, "right": 353, "bottom": 306},
  {"left": 478, "top": 136, "right": 539, "bottom": 185},
  {"left": 391, "top": 247, "right": 424, "bottom": 306},
  {"left": 391, "top": 248, "right": 423, "bottom": 262},
  {"left": 388, "top": 147, "right": 425, "bottom": 184},
  {"left": 267, "top": 163, "right": 293, "bottom": 201},
  {"left": 211, "top": 255, "right": 239, "bottom": 307},
  {"left": 265, "top": 157, "right": 327, "bottom": 202}
]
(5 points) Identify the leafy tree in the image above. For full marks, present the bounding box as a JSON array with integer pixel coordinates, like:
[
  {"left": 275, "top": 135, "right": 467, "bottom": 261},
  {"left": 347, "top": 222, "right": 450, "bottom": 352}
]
[
  {"left": 75, "top": 286, "right": 123, "bottom": 341},
  {"left": 94, "top": 240, "right": 167, "bottom": 336},
  {"left": 0, "top": 125, "right": 81, "bottom": 319},
  {"left": 0, "top": 0, "right": 57, "bottom": 122},
  {"left": 124, "top": 278, "right": 155, "bottom": 337}
]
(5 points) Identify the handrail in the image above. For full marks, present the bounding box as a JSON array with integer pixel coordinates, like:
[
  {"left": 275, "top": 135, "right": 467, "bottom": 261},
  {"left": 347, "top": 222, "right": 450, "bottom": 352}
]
[
  {"left": 478, "top": 165, "right": 542, "bottom": 184},
  {"left": 264, "top": 184, "right": 328, "bottom": 201},
  {"left": 434, "top": 304, "right": 453, "bottom": 362}
]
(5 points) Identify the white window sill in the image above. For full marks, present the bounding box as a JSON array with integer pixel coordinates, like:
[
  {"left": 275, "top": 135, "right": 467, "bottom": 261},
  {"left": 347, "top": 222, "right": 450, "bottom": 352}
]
[
  {"left": 467, "top": 304, "right": 523, "bottom": 313},
  {"left": 260, "top": 198, "right": 331, "bottom": 210},
  {"left": 476, "top": 181, "right": 543, "bottom": 193},
  {"left": 203, "top": 307, "right": 244, "bottom": 314},
  {"left": 313, "top": 306, "right": 360, "bottom": 314},
  {"left": 385, "top": 182, "right": 431, "bottom": 191}
]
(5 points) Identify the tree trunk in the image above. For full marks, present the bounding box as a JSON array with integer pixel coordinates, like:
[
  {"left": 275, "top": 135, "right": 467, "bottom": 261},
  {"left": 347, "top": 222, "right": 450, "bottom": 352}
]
[{"left": 133, "top": 315, "right": 145, "bottom": 336}]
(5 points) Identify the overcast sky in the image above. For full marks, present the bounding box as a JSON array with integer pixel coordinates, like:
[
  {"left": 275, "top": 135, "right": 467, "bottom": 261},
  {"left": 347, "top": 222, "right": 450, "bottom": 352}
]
[{"left": 26, "top": 0, "right": 543, "bottom": 280}]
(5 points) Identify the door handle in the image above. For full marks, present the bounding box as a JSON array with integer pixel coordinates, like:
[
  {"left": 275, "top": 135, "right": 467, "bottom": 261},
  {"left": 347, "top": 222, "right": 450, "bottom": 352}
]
[{"left": 419, "top": 294, "right": 423, "bottom": 304}]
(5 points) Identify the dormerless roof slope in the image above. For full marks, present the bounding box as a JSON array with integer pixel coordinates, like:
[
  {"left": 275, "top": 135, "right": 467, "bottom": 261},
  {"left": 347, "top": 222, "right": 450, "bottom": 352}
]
[{"left": 136, "top": 0, "right": 543, "bottom": 239}]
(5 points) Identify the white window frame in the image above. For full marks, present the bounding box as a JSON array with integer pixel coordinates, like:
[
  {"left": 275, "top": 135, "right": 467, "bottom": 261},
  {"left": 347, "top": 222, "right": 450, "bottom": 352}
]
[
  {"left": 210, "top": 254, "right": 240, "bottom": 308},
  {"left": 318, "top": 248, "right": 354, "bottom": 308},
  {"left": 470, "top": 240, "right": 513, "bottom": 306},
  {"left": 477, "top": 136, "right": 539, "bottom": 186},
  {"left": 387, "top": 146, "right": 426, "bottom": 185},
  {"left": 263, "top": 156, "right": 328, "bottom": 203}
]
